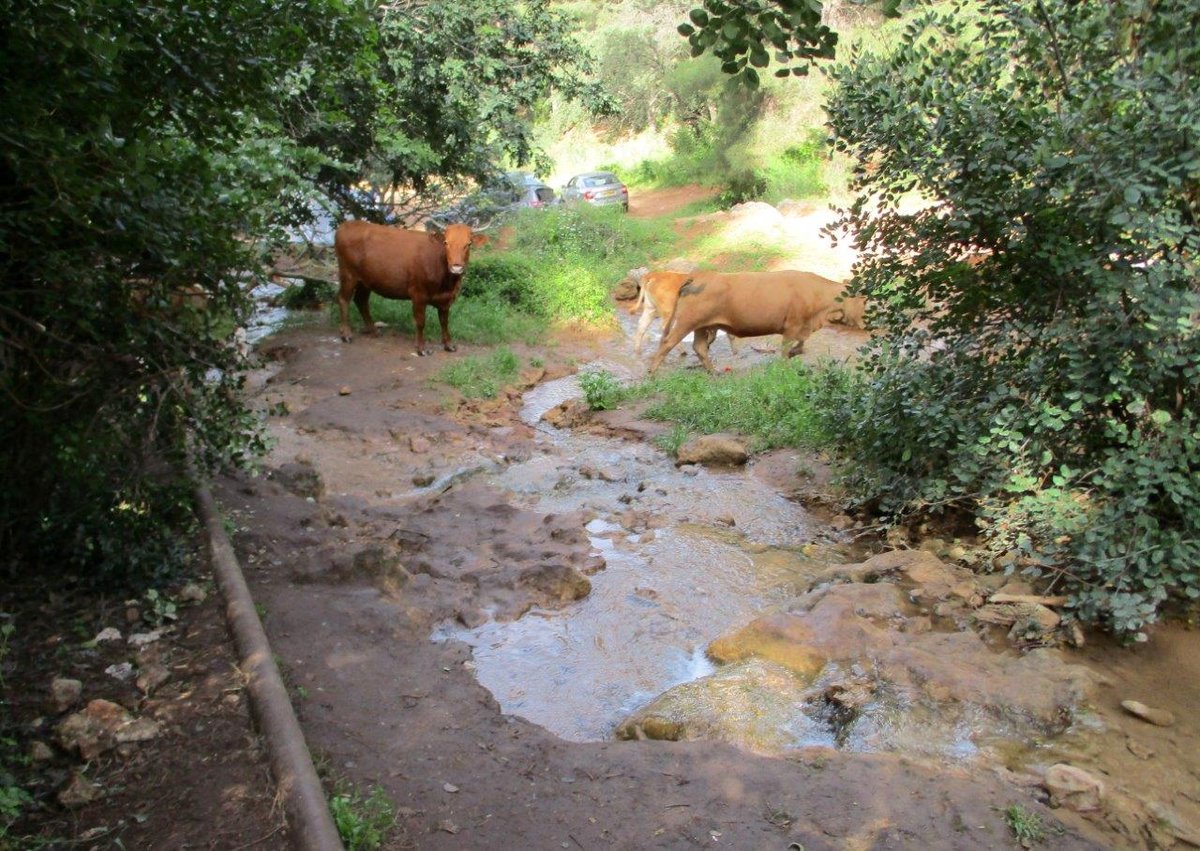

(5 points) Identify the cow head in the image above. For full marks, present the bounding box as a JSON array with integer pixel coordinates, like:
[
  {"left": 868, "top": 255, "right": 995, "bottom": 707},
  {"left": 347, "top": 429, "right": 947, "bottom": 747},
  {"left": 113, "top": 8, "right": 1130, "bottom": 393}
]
[{"left": 442, "top": 223, "right": 489, "bottom": 276}]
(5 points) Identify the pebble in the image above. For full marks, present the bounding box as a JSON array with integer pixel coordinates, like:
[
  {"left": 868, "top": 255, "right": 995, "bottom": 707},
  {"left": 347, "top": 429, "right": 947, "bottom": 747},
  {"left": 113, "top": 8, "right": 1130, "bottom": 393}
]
[{"left": 1120, "top": 699, "right": 1175, "bottom": 727}]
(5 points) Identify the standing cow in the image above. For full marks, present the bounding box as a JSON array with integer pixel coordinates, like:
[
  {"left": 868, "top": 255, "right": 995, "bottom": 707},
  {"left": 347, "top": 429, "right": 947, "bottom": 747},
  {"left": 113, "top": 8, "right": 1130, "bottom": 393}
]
[
  {"left": 647, "top": 270, "right": 861, "bottom": 374},
  {"left": 334, "top": 220, "right": 487, "bottom": 355},
  {"left": 632, "top": 269, "right": 741, "bottom": 356}
]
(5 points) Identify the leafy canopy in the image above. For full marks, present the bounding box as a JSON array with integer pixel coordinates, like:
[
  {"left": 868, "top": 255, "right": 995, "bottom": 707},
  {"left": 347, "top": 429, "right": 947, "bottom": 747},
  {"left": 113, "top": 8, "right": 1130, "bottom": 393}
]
[{"left": 0, "top": 0, "right": 599, "bottom": 586}]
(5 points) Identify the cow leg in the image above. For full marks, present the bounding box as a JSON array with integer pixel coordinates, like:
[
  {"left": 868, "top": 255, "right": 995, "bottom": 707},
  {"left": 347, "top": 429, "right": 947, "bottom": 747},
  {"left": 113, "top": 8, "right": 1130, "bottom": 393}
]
[
  {"left": 691, "top": 327, "right": 718, "bottom": 373},
  {"left": 632, "top": 303, "right": 657, "bottom": 355},
  {"left": 648, "top": 321, "right": 695, "bottom": 374},
  {"left": 337, "top": 272, "right": 357, "bottom": 342},
  {"left": 724, "top": 331, "right": 742, "bottom": 355},
  {"left": 353, "top": 286, "right": 377, "bottom": 336},
  {"left": 436, "top": 303, "right": 455, "bottom": 352},
  {"left": 411, "top": 299, "right": 430, "bottom": 356}
]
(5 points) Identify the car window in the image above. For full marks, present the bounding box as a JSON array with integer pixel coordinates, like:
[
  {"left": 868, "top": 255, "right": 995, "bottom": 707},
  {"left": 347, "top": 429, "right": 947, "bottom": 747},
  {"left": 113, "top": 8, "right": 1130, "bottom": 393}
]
[{"left": 582, "top": 175, "right": 615, "bottom": 188}]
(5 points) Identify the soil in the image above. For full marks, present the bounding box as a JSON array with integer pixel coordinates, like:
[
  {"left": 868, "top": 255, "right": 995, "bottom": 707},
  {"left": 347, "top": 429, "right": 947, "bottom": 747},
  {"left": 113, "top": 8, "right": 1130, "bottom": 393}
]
[{"left": 5, "top": 186, "right": 1198, "bottom": 850}]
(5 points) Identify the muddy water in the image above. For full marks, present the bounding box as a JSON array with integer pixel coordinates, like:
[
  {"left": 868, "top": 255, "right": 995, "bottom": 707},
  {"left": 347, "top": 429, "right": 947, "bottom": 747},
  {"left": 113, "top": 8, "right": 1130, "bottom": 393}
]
[{"left": 435, "top": 365, "right": 849, "bottom": 741}]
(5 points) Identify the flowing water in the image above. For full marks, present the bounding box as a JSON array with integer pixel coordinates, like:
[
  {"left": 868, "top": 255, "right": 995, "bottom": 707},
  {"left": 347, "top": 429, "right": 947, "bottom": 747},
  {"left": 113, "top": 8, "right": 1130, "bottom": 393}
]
[{"left": 435, "top": 363, "right": 847, "bottom": 741}]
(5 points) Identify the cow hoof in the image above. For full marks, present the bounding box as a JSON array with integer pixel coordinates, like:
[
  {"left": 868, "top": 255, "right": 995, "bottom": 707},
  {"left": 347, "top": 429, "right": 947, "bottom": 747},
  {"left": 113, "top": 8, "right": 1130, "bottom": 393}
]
[
  {"left": 444, "top": 344, "right": 457, "bottom": 353},
  {"left": 416, "top": 349, "right": 430, "bottom": 357},
  {"left": 340, "top": 333, "right": 352, "bottom": 343}
]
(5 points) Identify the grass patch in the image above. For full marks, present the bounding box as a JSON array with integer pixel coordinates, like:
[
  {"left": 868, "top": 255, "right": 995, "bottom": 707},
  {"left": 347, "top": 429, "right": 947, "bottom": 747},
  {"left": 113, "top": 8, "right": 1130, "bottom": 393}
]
[
  {"left": 618, "top": 359, "right": 846, "bottom": 452},
  {"left": 1004, "top": 804, "right": 1045, "bottom": 847},
  {"left": 329, "top": 781, "right": 397, "bottom": 851},
  {"left": 437, "top": 348, "right": 522, "bottom": 399}
]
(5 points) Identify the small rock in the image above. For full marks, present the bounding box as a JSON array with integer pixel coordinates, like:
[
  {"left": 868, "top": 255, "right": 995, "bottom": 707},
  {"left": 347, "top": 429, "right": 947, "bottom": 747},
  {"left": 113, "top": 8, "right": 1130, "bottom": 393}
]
[
  {"left": 437, "top": 820, "right": 460, "bottom": 835},
  {"left": 47, "top": 678, "right": 83, "bottom": 714},
  {"left": 1125, "top": 737, "right": 1155, "bottom": 760},
  {"left": 127, "top": 628, "right": 165, "bottom": 649},
  {"left": 1067, "top": 622, "right": 1086, "bottom": 648},
  {"left": 597, "top": 467, "right": 625, "bottom": 483},
  {"left": 58, "top": 773, "right": 103, "bottom": 808},
  {"left": 442, "top": 782, "right": 459, "bottom": 793},
  {"left": 716, "top": 514, "right": 736, "bottom": 527},
  {"left": 105, "top": 662, "right": 135, "bottom": 682},
  {"left": 412, "top": 474, "right": 435, "bottom": 487},
  {"left": 136, "top": 664, "right": 171, "bottom": 695},
  {"left": 339, "top": 385, "right": 351, "bottom": 395},
  {"left": 829, "top": 514, "right": 854, "bottom": 531},
  {"left": 918, "top": 538, "right": 947, "bottom": 556},
  {"left": 1043, "top": 763, "right": 1105, "bottom": 812},
  {"left": 125, "top": 606, "right": 142, "bottom": 624},
  {"left": 884, "top": 526, "right": 911, "bottom": 548},
  {"left": 1120, "top": 699, "right": 1175, "bottom": 727},
  {"left": 56, "top": 699, "right": 134, "bottom": 760},
  {"left": 115, "top": 717, "right": 162, "bottom": 744},
  {"left": 94, "top": 627, "right": 122, "bottom": 644},
  {"left": 29, "top": 741, "right": 55, "bottom": 763},
  {"left": 178, "top": 582, "right": 207, "bottom": 603},
  {"left": 410, "top": 436, "right": 431, "bottom": 454}
]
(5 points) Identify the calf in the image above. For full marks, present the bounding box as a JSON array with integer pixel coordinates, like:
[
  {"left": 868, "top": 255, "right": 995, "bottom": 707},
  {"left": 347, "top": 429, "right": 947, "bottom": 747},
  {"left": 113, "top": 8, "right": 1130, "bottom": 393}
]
[
  {"left": 647, "top": 270, "right": 857, "bottom": 373},
  {"left": 334, "top": 221, "right": 487, "bottom": 355}
]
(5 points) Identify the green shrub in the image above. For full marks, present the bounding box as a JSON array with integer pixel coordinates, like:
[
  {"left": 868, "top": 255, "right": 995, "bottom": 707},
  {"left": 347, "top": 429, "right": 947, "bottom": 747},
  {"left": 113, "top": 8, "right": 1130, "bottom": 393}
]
[
  {"left": 578, "top": 369, "right": 623, "bottom": 411},
  {"left": 329, "top": 783, "right": 396, "bottom": 851},
  {"left": 823, "top": 0, "right": 1200, "bottom": 633}
]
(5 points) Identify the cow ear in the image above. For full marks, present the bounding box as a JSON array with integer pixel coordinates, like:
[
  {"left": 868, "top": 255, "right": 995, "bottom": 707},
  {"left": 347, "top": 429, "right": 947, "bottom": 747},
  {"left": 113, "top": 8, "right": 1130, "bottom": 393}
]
[{"left": 471, "top": 233, "right": 490, "bottom": 247}]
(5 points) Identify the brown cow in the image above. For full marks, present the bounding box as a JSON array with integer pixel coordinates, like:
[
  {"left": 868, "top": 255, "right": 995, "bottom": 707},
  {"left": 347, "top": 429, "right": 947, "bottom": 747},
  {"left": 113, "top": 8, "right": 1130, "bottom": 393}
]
[
  {"left": 632, "top": 270, "right": 741, "bottom": 356},
  {"left": 647, "top": 270, "right": 859, "bottom": 374},
  {"left": 334, "top": 220, "right": 488, "bottom": 354}
]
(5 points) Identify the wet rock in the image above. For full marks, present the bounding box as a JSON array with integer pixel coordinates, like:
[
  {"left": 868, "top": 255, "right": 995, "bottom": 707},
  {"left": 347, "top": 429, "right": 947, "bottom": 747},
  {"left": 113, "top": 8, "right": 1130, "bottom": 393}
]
[
  {"left": 58, "top": 773, "right": 103, "bottom": 808},
  {"left": 541, "top": 398, "right": 590, "bottom": 429},
  {"left": 269, "top": 461, "right": 324, "bottom": 500},
  {"left": 1120, "top": 699, "right": 1175, "bottom": 727},
  {"left": 517, "top": 563, "right": 591, "bottom": 605},
  {"left": 1043, "top": 763, "right": 1105, "bottom": 813},
  {"left": 47, "top": 678, "right": 83, "bottom": 715},
  {"left": 616, "top": 659, "right": 813, "bottom": 752},
  {"left": 707, "top": 582, "right": 1093, "bottom": 735},
  {"left": 675, "top": 434, "right": 748, "bottom": 467}
]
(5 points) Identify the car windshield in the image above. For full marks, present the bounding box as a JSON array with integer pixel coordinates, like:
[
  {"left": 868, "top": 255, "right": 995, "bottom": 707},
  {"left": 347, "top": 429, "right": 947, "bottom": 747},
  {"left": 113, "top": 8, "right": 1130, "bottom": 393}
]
[{"left": 582, "top": 174, "right": 617, "bottom": 188}]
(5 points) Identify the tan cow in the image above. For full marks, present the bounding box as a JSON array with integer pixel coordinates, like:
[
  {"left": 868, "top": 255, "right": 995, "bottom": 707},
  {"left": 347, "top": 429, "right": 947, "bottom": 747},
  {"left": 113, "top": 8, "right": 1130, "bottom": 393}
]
[
  {"left": 647, "top": 270, "right": 860, "bottom": 374},
  {"left": 334, "top": 220, "right": 487, "bottom": 355},
  {"left": 632, "top": 269, "right": 740, "bottom": 356}
]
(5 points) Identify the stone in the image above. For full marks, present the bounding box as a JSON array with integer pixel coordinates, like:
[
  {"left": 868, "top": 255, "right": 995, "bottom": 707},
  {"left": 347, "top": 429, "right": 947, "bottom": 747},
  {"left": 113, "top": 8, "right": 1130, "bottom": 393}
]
[
  {"left": 115, "top": 717, "right": 162, "bottom": 744},
  {"left": 28, "top": 741, "right": 55, "bottom": 763},
  {"left": 94, "top": 627, "right": 122, "bottom": 644},
  {"left": 105, "top": 662, "right": 135, "bottom": 681},
  {"left": 58, "top": 774, "right": 103, "bottom": 808},
  {"left": 177, "top": 582, "right": 207, "bottom": 603},
  {"left": 338, "top": 385, "right": 351, "bottom": 395},
  {"left": 47, "top": 678, "right": 83, "bottom": 714},
  {"left": 1120, "top": 699, "right": 1175, "bottom": 727},
  {"left": 57, "top": 700, "right": 131, "bottom": 760},
  {"left": 409, "top": 436, "right": 431, "bottom": 454},
  {"left": 137, "top": 663, "right": 171, "bottom": 695},
  {"left": 127, "top": 629, "right": 165, "bottom": 649},
  {"left": 675, "top": 434, "right": 748, "bottom": 467},
  {"left": 1043, "top": 763, "right": 1105, "bottom": 813},
  {"left": 270, "top": 461, "right": 324, "bottom": 500},
  {"left": 1006, "top": 603, "right": 1062, "bottom": 641},
  {"left": 829, "top": 514, "right": 855, "bottom": 531}
]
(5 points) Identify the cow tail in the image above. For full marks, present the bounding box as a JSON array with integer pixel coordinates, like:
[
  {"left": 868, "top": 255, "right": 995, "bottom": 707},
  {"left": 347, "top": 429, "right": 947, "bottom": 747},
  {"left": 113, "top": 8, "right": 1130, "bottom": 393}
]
[{"left": 660, "top": 277, "right": 695, "bottom": 340}]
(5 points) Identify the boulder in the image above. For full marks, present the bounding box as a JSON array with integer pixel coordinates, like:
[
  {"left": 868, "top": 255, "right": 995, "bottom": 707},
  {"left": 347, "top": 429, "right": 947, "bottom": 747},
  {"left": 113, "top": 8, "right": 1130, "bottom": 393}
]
[{"left": 1043, "top": 763, "right": 1105, "bottom": 813}]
